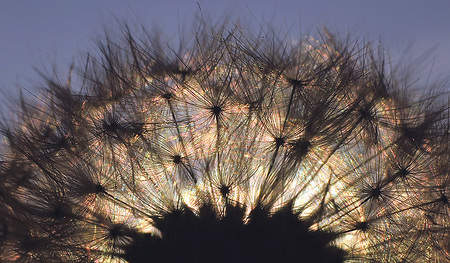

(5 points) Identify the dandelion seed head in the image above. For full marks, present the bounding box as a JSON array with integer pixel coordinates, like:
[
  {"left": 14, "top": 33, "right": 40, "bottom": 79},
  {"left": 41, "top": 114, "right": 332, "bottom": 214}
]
[{"left": 1, "top": 20, "right": 450, "bottom": 263}]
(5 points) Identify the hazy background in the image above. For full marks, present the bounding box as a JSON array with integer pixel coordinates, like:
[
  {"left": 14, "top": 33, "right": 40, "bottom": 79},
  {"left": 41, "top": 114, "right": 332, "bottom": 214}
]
[{"left": 1, "top": 0, "right": 450, "bottom": 103}]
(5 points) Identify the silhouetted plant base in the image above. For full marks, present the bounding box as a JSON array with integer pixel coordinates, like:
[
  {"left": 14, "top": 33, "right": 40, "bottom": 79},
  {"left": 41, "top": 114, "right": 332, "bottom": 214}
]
[{"left": 124, "top": 204, "right": 345, "bottom": 263}]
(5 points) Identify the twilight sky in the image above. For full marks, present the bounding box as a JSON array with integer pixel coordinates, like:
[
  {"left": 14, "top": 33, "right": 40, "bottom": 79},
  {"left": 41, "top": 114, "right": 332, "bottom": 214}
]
[{"left": 1, "top": 0, "right": 450, "bottom": 102}]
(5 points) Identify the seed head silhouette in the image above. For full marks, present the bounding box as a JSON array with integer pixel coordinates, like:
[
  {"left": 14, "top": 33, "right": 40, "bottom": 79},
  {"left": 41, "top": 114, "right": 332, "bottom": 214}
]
[{"left": 0, "top": 22, "right": 449, "bottom": 262}]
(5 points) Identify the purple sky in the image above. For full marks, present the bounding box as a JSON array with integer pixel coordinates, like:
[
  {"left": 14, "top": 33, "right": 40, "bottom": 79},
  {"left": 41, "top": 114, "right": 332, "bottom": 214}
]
[{"left": 1, "top": 0, "right": 450, "bottom": 101}]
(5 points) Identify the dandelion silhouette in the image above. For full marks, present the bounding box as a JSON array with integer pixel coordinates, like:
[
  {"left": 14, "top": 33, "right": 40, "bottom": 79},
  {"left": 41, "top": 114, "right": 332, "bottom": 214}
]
[{"left": 1, "top": 21, "right": 450, "bottom": 262}]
